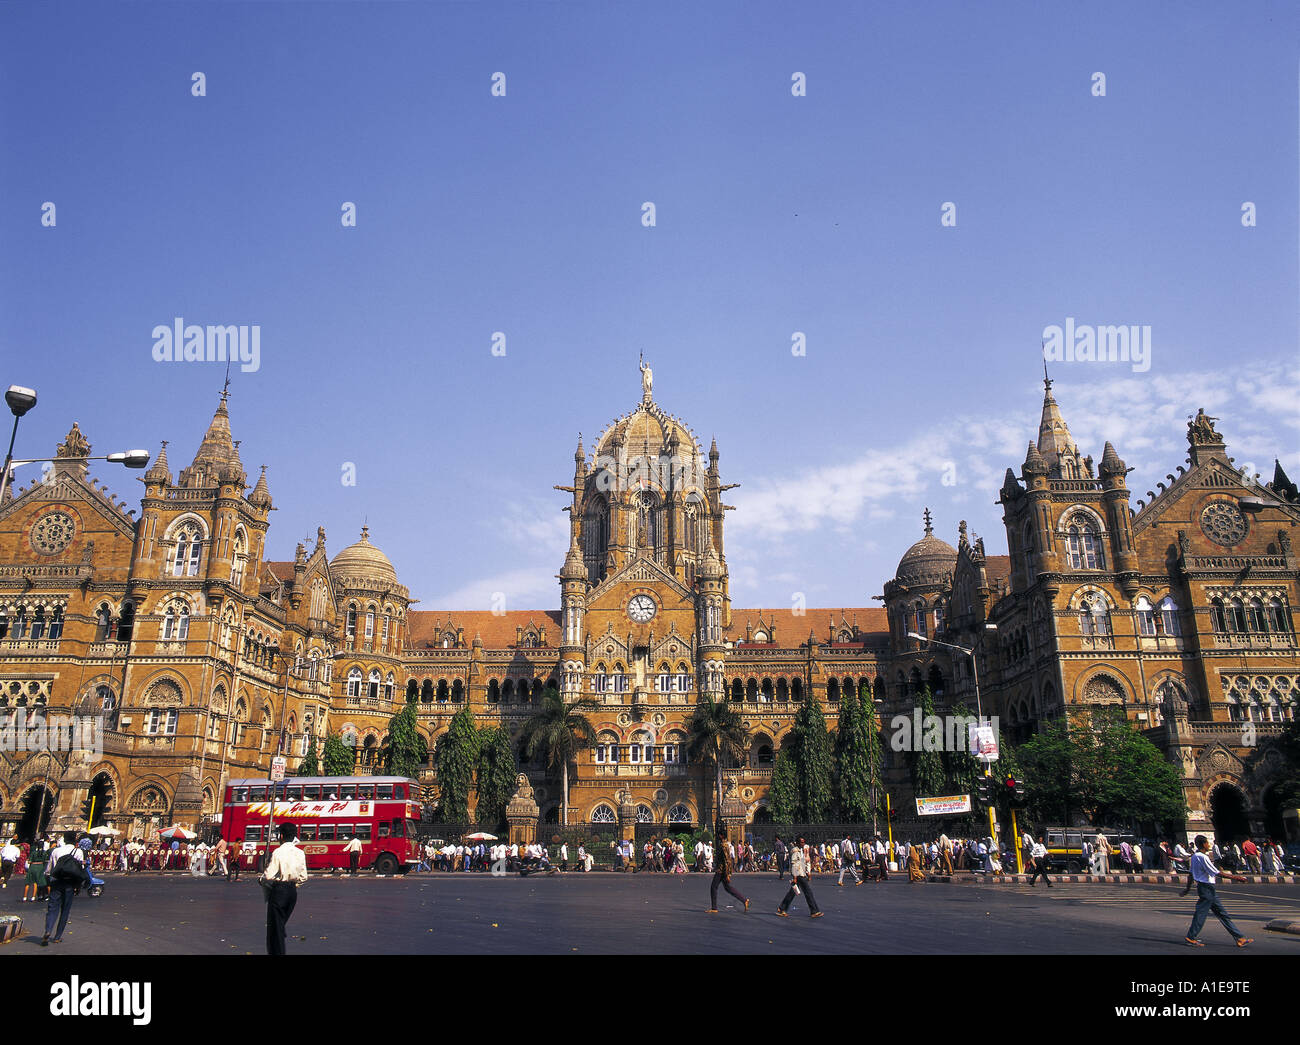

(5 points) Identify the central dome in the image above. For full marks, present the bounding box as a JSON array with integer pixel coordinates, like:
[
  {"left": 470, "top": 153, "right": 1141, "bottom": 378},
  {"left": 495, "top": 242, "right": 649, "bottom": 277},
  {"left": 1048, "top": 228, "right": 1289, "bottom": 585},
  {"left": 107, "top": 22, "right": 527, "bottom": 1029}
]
[
  {"left": 329, "top": 526, "right": 398, "bottom": 586},
  {"left": 894, "top": 510, "right": 957, "bottom": 589}
]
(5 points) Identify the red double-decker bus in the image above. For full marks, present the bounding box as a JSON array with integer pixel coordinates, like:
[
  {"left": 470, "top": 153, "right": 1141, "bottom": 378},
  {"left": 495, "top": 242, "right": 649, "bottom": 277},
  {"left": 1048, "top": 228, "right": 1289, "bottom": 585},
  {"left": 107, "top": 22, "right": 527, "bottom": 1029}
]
[{"left": 221, "top": 776, "right": 423, "bottom": 874}]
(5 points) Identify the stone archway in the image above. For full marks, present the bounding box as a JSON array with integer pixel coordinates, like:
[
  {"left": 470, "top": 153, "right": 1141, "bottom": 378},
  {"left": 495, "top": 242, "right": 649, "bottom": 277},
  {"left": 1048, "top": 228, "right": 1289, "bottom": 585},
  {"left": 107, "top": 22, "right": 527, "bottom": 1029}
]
[
  {"left": 1208, "top": 782, "right": 1250, "bottom": 844},
  {"left": 17, "top": 785, "right": 54, "bottom": 842}
]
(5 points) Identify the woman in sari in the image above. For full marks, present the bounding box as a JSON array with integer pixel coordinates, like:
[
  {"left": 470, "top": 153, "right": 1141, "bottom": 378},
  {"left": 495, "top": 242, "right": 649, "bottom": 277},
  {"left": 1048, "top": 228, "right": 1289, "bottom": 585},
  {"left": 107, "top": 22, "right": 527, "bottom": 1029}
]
[{"left": 907, "top": 844, "right": 925, "bottom": 882}]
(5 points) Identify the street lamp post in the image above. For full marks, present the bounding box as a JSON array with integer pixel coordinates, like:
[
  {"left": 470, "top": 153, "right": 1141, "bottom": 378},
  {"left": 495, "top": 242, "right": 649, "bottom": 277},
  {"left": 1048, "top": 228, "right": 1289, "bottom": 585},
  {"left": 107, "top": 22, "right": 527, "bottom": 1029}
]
[
  {"left": 1, "top": 386, "right": 37, "bottom": 504},
  {"left": 908, "top": 626, "right": 999, "bottom": 845}
]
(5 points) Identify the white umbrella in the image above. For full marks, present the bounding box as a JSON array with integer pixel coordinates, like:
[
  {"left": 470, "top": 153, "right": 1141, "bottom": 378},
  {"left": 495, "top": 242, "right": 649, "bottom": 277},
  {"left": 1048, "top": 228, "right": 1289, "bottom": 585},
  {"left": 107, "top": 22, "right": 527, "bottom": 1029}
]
[
  {"left": 464, "top": 832, "right": 498, "bottom": 841},
  {"left": 87, "top": 825, "right": 121, "bottom": 836}
]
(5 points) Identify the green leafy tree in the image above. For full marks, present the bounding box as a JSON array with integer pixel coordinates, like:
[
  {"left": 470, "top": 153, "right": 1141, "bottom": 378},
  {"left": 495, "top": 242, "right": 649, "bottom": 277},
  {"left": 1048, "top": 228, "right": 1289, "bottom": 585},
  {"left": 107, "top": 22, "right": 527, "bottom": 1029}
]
[
  {"left": 943, "top": 703, "right": 985, "bottom": 828},
  {"left": 1017, "top": 716, "right": 1186, "bottom": 829},
  {"left": 793, "top": 696, "right": 834, "bottom": 822},
  {"left": 685, "top": 695, "right": 747, "bottom": 824},
  {"left": 474, "top": 725, "right": 517, "bottom": 827},
  {"left": 433, "top": 706, "right": 479, "bottom": 823},
  {"left": 835, "top": 682, "right": 874, "bottom": 821},
  {"left": 770, "top": 745, "right": 800, "bottom": 824},
  {"left": 518, "top": 688, "right": 598, "bottom": 825},
  {"left": 381, "top": 702, "right": 428, "bottom": 780},
  {"left": 907, "top": 685, "right": 947, "bottom": 800},
  {"left": 1091, "top": 720, "right": 1187, "bottom": 828},
  {"left": 321, "top": 732, "right": 354, "bottom": 776},
  {"left": 297, "top": 736, "right": 319, "bottom": 776}
]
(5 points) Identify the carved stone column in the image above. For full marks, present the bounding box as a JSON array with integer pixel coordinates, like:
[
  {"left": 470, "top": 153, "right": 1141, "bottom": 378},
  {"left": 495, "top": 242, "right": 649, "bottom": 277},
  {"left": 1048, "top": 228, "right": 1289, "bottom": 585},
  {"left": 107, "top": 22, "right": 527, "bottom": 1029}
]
[{"left": 617, "top": 789, "right": 638, "bottom": 867}]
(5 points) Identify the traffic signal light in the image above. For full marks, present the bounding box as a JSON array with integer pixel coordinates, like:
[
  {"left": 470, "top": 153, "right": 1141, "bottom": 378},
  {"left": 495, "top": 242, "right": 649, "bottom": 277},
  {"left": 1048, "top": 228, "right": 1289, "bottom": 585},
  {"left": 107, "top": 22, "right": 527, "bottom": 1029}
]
[
  {"left": 977, "top": 777, "right": 991, "bottom": 803},
  {"left": 1014, "top": 780, "right": 1027, "bottom": 803},
  {"left": 80, "top": 796, "right": 96, "bottom": 824}
]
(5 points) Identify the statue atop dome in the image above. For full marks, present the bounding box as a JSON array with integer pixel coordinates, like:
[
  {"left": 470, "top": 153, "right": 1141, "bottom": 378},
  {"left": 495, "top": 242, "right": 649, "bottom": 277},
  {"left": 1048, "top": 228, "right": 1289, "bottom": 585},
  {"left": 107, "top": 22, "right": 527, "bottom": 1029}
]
[{"left": 639, "top": 353, "right": 652, "bottom": 402}]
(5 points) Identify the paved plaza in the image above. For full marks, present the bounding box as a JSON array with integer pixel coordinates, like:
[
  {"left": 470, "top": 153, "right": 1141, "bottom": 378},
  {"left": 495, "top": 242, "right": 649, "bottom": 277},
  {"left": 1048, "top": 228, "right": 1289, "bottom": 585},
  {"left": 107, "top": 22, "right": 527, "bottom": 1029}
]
[{"left": 3, "top": 872, "right": 1298, "bottom": 955}]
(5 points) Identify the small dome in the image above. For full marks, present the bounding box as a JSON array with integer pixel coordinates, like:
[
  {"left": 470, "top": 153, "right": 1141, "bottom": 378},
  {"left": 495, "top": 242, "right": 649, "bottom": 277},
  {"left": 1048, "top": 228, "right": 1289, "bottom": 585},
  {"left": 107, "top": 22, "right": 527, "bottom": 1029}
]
[
  {"left": 894, "top": 509, "right": 957, "bottom": 589},
  {"left": 329, "top": 526, "right": 397, "bottom": 586}
]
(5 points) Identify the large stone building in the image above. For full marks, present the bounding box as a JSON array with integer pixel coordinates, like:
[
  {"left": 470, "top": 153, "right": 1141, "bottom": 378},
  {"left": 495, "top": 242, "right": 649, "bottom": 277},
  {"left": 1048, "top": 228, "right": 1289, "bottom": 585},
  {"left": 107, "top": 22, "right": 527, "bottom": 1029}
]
[{"left": 1, "top": 368, "right": 1296, "bottom": 843}]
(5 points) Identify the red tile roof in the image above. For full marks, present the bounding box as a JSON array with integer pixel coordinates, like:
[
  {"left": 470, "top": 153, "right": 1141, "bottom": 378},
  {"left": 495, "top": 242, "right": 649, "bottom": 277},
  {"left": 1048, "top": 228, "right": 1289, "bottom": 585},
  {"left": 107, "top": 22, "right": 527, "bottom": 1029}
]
[{"left": 407, "top": 610, "right": 562, "bottom": 649}]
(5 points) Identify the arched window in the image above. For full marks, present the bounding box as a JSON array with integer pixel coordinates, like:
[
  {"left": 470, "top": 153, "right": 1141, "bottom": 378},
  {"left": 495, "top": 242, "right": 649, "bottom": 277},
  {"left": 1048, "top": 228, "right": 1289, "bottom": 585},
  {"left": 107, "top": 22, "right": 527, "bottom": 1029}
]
[
  {"left": 1247, "top": 598, "right": 1267, "bottom": 633},
  {"left": 1228, "top": 598, "right": 1247, "bottom": 633},
  {"left": 368, "top": 669, "right": 381, "bottom": 701},
  {"left": 364, "top": 609, "right": 375, "bottom": 641},
  {"left": 1159, "top": 597, "right": 1181, "bottom": 636},
  {"left": 1210, "top": 598, "right": 1227, "bottom": 633},
  {"left": 667, "top": 803, "right": 692, "bottom": 824},
  {"left": 345, "top": 605, "right": 357, "bottom": 641},
  {"left": 1065, "top": 517, "right": 1104, "bottom": 570},
  {"left": 1269, "top": 598, "right": 1289, "bottom": 634},
  {"left": 161, "top": 601, "right": 190, "bottom": 641},
  {"left": 347, "top": 668, "right": 363, "bottom": 698},
  {"left": 914, "top": 603, "right": 927, "bottom": 639},
  {"left": 1135, "top": 597, "right": 1156, "bottom": 636},
  {"left": 590, "top": 804, "right": 616, "bottom": 824},
  {"left": 94, "top": 604, "right": 114, "bottom": 642},
  {"left": 172, "top": 524, "right": 203, "bottom": 577},
  {"left": 1079, "top": 593, "right": 1110, "bottom": 636}
]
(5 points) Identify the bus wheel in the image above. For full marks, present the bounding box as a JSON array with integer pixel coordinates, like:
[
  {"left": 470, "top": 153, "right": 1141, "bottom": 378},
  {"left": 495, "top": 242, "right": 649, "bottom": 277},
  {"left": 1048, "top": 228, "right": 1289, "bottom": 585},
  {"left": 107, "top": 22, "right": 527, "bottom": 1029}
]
[
  {"left": 1067, "top": 860, "right": 1081, "bottom": 874},
  {"left": 374, "top": 854, "right": 398, "bottom": 875}
]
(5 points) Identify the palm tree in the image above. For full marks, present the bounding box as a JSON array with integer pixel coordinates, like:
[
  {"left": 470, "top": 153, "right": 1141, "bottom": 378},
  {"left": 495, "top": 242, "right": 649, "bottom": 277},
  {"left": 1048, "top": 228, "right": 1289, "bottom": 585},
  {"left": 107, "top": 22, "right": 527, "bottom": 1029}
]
[
  {"left": 518, "top": 688, "right": 598, "bottom": 826},
  {"left": 685, "top": 695, "right": 747, "bottom": 826}
]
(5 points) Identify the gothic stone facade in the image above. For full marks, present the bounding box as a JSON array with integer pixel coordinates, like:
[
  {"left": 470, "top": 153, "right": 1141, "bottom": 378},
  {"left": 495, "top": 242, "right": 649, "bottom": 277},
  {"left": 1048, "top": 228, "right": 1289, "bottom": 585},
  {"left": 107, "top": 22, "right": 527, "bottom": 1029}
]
[{"left": 0, "top": 376, "right": 1296, "bottom": 842}]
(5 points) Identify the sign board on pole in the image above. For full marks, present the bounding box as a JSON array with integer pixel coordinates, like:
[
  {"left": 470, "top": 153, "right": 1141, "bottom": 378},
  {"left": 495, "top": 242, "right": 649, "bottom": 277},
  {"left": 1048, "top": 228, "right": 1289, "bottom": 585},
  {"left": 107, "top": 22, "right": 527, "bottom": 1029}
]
[
  {"left": 916, "top": 795, "right": 973, "bottom": 816},
  {"left": 968, "top": 722, "right": 1000, "bottom": 762},
  {"left": 271, "top": 756, "right": 287, "bottom": 782}
]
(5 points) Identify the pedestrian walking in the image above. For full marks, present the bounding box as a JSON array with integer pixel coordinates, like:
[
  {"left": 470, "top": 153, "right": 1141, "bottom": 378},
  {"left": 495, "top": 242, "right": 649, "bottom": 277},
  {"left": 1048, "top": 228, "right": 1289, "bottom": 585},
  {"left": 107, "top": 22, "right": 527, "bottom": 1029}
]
[
  {"left": 23, "top": 833, "right": 50, "bottom": 902},
  {"left": 1184, "top": 835, "right": 1252, "bottom": 947},
  {"left": 1029, "top": 835, "right": 1052, "bottom": 887},
  {"left": 0, "top": 837, "right": 19, "bottom": 888},
  {"left": 41, "top": 831, "right": 91, "bottom": 946},
  {"left": 345, "top": 834, "right": 362, "bottom": 875},
  {"left": 837, "top": 833, "right": 862, "bottom": 886},
  {"left": 774, "top": 835, "right": 787, "bottom": 880},
  {"left": 262, "top": 822, "right": 308, "bottom": 956},
  {"left": 777, "top": 835, "right": 822, "bottom": 918},
  {"left": 708, "top": 828, "right": 749, "bottom": 913}
]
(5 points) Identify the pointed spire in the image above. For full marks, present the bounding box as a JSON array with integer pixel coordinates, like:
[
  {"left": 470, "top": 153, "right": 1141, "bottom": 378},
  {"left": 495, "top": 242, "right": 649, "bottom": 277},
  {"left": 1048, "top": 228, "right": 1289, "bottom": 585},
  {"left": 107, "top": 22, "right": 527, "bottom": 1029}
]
[
  {"left": 922, "top": 507, "right": 933, "bottom": 537},
  {"left": 180, "top": 389, "right": 241, "bottom": 488},
  {"left": 574, "top": 433, "right": 585, "bottom": 462},
  {"left": 249, "top": 465, "right": 272, "bottom": 507},
  {"left": 145, "top": 440, "right": 172, "bottom": 485},
  {"left": 560, "top": 526, "right": 586, "bottom": 580},
  {"left": 1037, "top": 373, "right": 1082, "bottom": 478},
  {"left": 1099, "top": 441, "right": 1126, "bottom": 478},
  {"left": 1023, "top": 441, "right": 1047, "bottom": 475}
]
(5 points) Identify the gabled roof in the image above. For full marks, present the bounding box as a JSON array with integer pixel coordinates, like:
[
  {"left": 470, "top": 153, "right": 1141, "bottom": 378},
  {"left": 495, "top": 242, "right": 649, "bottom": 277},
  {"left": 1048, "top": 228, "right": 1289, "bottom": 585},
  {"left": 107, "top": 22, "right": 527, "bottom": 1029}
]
[
  {"left": 0, "top": 459, "right": 138, "bottom": 541},
  {"left": 407, "top": 610, "right": 561, "bottom": 649}
]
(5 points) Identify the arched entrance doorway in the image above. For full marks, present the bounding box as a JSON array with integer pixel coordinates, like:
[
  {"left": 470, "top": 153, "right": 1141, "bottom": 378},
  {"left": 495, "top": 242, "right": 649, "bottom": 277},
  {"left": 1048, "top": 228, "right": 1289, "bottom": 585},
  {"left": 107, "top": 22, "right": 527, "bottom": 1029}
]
[
  {"left": 1262, "top": 785, "right": 1286, "bottom": 842},
  {"left": 18, "top": 785, "right": 54, "bottom": 842},
  {"left": 1209, "top": 783, "right": 1251, "bottom": 843},
  {"left": 86, "top": 773, "right": 113, "bottom": 829}
]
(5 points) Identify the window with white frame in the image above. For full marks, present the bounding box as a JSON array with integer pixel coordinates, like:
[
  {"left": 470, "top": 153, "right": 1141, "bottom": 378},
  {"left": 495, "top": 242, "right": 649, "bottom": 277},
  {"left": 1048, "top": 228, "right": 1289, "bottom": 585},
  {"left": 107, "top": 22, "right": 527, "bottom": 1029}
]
[
  {"left": 145, "top": 708, "right": 178, "bottom": 735},
  {"left": 364, "top": 609, "right": 374, "bottom": 640},
  {"left": 161, "top": 602, "right": 190, "bottom": 641},
  {"left": 1135, "top": 596, "right": 1156, "bottom": 636},
  {"left": 368, "top": 669, "right": 381, "bottom": 700},
  {"left": 346, "top": 606, "right": 357, "bottom": 641},
  {"left": 172, "top": 525, "right": 203, "bottom": 577},
  {"left": 1065, "top": 516, "right": 1104, "bottom": 570},
  {"left": 347, "top": 668, "right": 363, "bottom": 698},
  {"left": 1159, "top": 597, "right": 1181, "bottom": 636}
]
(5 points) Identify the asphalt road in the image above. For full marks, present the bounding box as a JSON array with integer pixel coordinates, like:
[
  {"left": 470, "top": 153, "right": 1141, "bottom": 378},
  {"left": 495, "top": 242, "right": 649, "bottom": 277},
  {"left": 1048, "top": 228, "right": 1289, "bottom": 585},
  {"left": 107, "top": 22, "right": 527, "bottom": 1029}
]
[{"left": 3, "top": 871, "right": 1299, "bottom": 955}]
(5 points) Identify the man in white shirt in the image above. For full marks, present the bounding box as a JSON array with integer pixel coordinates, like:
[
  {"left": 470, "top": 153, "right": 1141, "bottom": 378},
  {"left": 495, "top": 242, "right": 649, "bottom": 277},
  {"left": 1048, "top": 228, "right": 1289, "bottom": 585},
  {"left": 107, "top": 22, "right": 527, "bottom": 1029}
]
[
  {"left": 837, "top": 834, "right": 862, "bottom": 886},
  {"left": 0, "top": 838, "right": 19, "bottom": 887},
  {"left": 1028, "top": 835, "right": 1052, "bottom": 887},
  {"left": 263, "top": 822, "right": 308, "bottom": 956},
  {"left": 42, "top": 831, "right": 89, "bottom": 946},
  {"left": 559, "top": 841, "right": 569, "bottom": 871},
  {"left": 1185, "top": 835, "right": 1251, "bottom": 947},
  {"left": 344, "top": 834, "right": 363, "bottom": 875}
]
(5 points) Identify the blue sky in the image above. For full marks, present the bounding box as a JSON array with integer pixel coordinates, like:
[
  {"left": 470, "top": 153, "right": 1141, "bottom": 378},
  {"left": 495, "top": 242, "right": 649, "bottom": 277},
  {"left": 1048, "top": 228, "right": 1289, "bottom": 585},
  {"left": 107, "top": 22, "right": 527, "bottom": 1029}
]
[{"left": 2, "top": 1, "right": 1297, "bottom": 613}]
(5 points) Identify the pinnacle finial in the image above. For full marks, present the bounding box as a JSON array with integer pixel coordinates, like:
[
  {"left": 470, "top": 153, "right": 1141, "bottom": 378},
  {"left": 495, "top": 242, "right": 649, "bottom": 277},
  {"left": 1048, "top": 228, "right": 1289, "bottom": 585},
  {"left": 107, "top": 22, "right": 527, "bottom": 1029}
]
[{"left": 923, "top": 507, "right": 933, "bottom": 536}]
